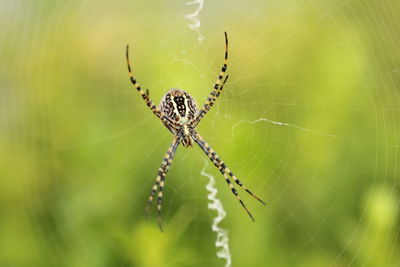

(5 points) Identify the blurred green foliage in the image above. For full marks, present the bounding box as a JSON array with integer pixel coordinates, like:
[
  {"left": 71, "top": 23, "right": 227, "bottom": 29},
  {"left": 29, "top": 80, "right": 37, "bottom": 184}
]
[{"left": 0, "top": 0, "right": 399, "bottom": 266}]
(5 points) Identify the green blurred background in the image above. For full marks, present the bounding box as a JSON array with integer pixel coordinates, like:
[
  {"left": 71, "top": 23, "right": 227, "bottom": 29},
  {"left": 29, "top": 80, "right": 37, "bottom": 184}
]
[{"left": 1, "top": 0, "right": 399, "bottom": 266}]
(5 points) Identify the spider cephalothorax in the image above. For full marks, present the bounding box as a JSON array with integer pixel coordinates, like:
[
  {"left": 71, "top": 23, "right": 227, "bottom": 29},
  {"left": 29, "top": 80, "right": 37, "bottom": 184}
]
[{"left": 126, "top": 32, "right": 265, "bottom": 231}]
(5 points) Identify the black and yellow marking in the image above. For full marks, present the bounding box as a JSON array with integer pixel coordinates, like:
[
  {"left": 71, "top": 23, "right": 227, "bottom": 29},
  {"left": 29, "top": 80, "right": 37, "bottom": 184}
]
[
  {"left": 145, "top": 137, "right": 181, "bottom": 231},
  {"left": 193, "top": 133, "right": 265, "bottom": 221},
  {"left": 193, "top": 75, "right": 229, "bottom": 127},
  {"left": 173, "top": 95, "right": 187, "bottom": 117},
  {"left": 225, "top": 167, "right": 266, "bottom": 206},
  {"left": 191, "top": 32, "right": 229, "bottom": 128},
  {"left": 157, "top": 176, "right": 166, "bottom": 231},
  {"left": 211, "top": 145, "right": 265, "bottom": 206},
  {"left": 222, "top": 171, "right": 255, "bottom": 221},
  {"left": 145, "top": 175, "right": 162, "bottom": 219},
  {"left": 196, "top": 134, "right": 265, "bottom": 205},
  {"left": 126, "top": 45, "right": 179, "bottom": 130}
]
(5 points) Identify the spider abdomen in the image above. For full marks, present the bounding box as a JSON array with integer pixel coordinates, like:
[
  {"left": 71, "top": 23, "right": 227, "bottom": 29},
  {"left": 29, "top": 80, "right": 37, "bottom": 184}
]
[{"left": 159, "top": 89, "right": 197, "bottom": 125}]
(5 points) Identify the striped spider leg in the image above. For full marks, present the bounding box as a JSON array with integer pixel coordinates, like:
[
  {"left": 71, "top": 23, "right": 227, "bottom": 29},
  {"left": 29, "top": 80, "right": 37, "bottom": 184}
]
[
  {"left": 145, "top": 136, "right": 182, "bottom": 232},
  {"left": 193, "top": 133, "right": 265, "bottom": 221},
  {"left": 190, "top": 32, "right": 229, "bottom": 128},
  {"left": 126, "top": 45, "right": 178, "bottom": 131}
]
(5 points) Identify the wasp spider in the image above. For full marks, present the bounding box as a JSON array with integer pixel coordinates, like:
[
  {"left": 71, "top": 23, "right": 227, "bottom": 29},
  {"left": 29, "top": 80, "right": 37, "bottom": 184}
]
[{"left": 126, "top": 32, "right": 265, "bottom": 231}]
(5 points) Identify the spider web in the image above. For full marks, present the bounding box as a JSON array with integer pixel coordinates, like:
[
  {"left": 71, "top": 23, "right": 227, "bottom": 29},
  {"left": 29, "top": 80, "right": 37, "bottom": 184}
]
[{"left": 1, "top": 0, "right": 400, "bottom": 266}]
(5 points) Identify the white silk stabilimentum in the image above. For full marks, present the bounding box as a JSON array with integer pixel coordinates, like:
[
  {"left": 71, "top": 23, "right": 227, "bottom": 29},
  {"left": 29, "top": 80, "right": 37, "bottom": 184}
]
[
  {"left": 201, "top": 161, "right": 232, "bottom": 267},
  {"left": 185, "top": 0, "right": 205, "bottom": 43}
]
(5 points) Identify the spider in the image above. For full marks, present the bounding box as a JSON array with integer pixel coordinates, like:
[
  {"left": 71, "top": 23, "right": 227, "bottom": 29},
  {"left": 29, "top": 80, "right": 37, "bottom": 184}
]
[{"left": 126, "top": 32, "right": 265, "bottom": 231}]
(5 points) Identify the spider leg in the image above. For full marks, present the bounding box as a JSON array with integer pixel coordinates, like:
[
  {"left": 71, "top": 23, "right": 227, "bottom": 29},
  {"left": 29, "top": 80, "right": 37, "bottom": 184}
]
[
  {"left": 194, "top": 133, "right": 265, "bottom": 205},
  {"left": 191, "top": 32, "right": 229, "bottom": 127},
  {"left": 145, "top": 175, "right": 161, "bottom": 219},
  {"left": 192, "top": 75, "right": 229, "bottom": 128},
  {"left": 222, "top": 165, "right": 266, "bottom": 205},
  {"left": 126, "top": 45, "right": 176, "bottom": 129},
  {"left": 145, "top": 136, "right": 181, "bottom": 231},
  {"left": 193, "top": 133, "right": 265, "bottom": 221}
]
